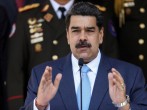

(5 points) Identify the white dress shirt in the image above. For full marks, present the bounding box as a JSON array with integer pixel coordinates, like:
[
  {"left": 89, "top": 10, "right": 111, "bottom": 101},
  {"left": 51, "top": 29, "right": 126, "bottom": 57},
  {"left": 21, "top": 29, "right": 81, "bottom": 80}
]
[
  {"left": 72, "top": 51, "right": 101, "bottom": 94},
  {"left": 50, "top": 0, "right": 74, "bottom": 19}
]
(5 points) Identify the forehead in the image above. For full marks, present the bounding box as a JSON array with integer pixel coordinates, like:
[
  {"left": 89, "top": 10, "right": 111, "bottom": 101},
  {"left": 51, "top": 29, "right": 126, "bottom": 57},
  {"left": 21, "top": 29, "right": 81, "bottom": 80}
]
[{"left": 69, "top": 15, "right": 97, "bottom": 28}]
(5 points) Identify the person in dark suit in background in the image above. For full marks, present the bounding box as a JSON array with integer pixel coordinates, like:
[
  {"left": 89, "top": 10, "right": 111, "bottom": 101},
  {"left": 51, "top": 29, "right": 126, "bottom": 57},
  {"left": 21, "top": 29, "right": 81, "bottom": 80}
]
[
  {"left": 114, "top": 0, "right": 147, "bottom": 82},
  {"left": 0, "top": 0, "right": 17, "bottom": 110},
  {"left": 21, "top": 2, "right": 147, "bottom": 110}
]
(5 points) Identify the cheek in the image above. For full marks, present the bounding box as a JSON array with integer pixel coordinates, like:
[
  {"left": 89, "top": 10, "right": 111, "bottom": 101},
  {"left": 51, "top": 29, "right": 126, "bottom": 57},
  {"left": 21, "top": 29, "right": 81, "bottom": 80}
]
[{"left": 90, "top": 38, "right": 99, "bottom": 46}]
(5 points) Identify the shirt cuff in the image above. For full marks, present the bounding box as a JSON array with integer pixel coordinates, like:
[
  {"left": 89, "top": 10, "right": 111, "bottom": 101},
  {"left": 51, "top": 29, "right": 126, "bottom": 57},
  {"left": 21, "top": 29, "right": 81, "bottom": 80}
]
[{"left": 33, "top": 98, "right": 50, "bottom": 110}]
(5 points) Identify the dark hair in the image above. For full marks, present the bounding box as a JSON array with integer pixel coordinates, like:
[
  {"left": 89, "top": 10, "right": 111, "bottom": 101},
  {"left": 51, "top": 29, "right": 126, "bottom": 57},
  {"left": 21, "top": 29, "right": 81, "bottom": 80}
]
[{"left": 65, "top": 2, "right": 103, "bottom": 30}]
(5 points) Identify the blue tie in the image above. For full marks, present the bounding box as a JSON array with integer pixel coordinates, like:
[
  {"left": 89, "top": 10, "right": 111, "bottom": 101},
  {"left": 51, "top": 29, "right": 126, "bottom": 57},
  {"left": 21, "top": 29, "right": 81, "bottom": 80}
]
[{"left": 77, "top": 65, "right": 91, "bottom": 110}]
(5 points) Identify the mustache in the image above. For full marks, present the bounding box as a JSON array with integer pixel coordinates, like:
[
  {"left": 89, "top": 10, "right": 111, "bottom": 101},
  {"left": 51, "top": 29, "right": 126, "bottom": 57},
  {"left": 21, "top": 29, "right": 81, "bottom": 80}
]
[{"left": 75, "top": 40, "right": 92, "bottom": 48}]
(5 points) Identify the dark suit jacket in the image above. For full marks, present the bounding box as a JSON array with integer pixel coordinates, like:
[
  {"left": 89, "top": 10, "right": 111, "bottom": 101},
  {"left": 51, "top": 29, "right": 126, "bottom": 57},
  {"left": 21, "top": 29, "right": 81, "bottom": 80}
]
[{"left": 21, "top": 53, "right": 147, "bottom": 110}]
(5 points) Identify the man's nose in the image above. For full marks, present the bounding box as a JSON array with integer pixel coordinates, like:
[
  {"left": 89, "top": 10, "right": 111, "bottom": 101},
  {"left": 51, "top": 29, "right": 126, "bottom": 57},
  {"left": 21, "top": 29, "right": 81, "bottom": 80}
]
[{"left": 79, "top": 31, "right": 87, "bottom": 40}]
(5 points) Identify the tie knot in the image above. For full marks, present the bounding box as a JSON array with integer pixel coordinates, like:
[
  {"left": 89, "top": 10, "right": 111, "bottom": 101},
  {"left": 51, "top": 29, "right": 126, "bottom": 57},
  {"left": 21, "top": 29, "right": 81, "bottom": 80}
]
[
  {"left": 58, "top": 7, "right": 66, "bottom": 19},
  {"left": 58, "top": 7, "right": 66, "bottom": 12},
  {"left": 81, "top": 65, "right": 90, "bottom": 74}
]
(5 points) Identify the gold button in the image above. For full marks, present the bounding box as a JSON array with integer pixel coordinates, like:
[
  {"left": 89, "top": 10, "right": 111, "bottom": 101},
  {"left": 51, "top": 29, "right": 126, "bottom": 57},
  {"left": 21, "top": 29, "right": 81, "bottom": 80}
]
[
  {"left": 138, "top": 39, "right": 144, "bottom": 45},
  {"left": 52, "top": 55, "right": 58, "bottom": 60},
  {"left": 138, "top": 54, "right": 144, "bottom": 61},
  {"left": 125, "top": 8, "right": 131, "bottom": 15},
  {"left": 140, "top": 7, "right": 145, "bottom": 13},
  {"left": 35, "top": 43, "right": 42, "bottom": 52},
  {"left": 53, "top": 40, "right": 58, "bottom": 45},
  {"left": 139, "top": 23, "right": 145, "bottom": 29}
]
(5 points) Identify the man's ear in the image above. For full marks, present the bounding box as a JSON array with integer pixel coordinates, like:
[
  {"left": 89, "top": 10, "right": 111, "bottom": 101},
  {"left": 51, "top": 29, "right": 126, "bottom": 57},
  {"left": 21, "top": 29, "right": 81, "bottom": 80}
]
[
  {"left": 66, "top": 29, "right": 70, "bottom": 45},
  {"left": 99, "top": 27, "right": 104, "bottom": 44}
]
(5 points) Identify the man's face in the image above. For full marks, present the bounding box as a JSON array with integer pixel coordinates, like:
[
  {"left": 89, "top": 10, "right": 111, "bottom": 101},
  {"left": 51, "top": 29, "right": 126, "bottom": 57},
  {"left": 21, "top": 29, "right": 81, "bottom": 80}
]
[{"left": 66, "top": 15, "right": 104, "bottom": 62}]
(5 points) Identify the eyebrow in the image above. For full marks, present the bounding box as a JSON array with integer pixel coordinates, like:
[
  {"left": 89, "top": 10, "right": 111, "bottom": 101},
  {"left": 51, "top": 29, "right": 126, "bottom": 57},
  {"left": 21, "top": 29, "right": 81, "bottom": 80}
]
[
  {"left": 86, "top": 27, "right": 95, "bottom": 30},
  {"left": 71, "top": 26, "right": 80, "bottom": 30},
  {"left": 71, "top": 26, "right": 95, "bottom": 30}
]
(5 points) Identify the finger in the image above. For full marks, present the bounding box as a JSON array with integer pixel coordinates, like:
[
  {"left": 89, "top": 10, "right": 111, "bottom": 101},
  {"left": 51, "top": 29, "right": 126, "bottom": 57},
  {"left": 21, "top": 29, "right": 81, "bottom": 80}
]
[
  {"left": 111, "top": 68, "right": 124, "bottom": 84},
  {"left": 112, "top": 68, "right": 123, "bottom": 80},
  {"left": 54, "top": 73, "right": 62, "bottom": 89},
  {"left": 109, "top": 69, "right": 125, "bottom": 92},
  {"left": 111, "top": 69, "right": 126, "bottom": 92},
  {"left": 108, "top": 72, "right": 114, "bottom": 87},
  {"left": 40, "top": 66, "right": 52, "bottom": 87},
  {"left": 112, "top": 76, "right": 126, "bottom": 92},
  {"left": 43, "top": 66, "right": 52, "bottom": 81}
]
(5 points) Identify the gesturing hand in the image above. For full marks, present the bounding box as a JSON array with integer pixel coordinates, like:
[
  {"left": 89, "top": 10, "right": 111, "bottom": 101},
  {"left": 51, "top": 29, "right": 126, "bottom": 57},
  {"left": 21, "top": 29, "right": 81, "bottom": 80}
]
[
  {"left": 36, "top": 66, "right": 62, "bottom": 106},
  {"left": 108, "top": 68, "right": 130, "bottom": 110},
  {"left": 108, "top": 68, "right": 126, "bottom": 103}
]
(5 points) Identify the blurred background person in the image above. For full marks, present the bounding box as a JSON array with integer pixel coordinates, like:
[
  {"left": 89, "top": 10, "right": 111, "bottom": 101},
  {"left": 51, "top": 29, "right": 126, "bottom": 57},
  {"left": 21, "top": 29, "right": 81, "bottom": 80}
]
[
  {"left": 114, "top": 0, "right": 147, "bottom": 82},
  {"left": 0, "top": 0, "right": 18, "bottom": 110}
]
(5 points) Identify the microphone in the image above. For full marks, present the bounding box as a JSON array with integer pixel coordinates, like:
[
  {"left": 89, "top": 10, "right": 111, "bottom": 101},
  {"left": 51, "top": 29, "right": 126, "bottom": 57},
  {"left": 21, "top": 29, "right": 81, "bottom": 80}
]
[
  {"left": 78, "top": 58, "right": 84, "bottom": 67},
  {"left": 78, "top": 58, "right": 84, "bottom": 110}
]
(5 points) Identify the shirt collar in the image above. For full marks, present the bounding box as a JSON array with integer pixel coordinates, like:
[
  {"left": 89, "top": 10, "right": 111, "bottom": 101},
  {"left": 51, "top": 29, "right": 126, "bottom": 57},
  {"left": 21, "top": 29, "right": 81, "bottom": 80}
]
[{"left": 71, "top": 50, "right": 101, "bottom": 75}]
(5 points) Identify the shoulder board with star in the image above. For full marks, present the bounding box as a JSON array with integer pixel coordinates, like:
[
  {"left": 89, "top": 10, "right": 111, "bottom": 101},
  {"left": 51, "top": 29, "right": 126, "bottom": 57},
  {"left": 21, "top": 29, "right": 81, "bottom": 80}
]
[
  {"left": 19, "top": 3, "right": 40, "bottom": 12},
  {"left": 95, "top": 5, "right": 106, "bottom": 12}
]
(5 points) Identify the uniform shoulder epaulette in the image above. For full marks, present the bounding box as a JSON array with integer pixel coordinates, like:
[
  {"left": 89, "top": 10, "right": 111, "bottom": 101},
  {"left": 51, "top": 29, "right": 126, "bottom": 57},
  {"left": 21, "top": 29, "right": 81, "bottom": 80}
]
[
  {"left": 95, "top": 5, "right": 106, "bottom": 12},
  {"left": 19, "top": 3, "right": 40, "bottom": 12}
]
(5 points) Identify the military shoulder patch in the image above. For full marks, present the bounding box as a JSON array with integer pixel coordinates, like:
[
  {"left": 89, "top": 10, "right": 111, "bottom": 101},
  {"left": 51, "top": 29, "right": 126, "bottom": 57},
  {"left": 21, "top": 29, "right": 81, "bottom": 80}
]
[
  {"left": 19, "top": 3, "right": 40, "bottom": 12},
  {"left": 95, "top": 5, "right": 106, "bottom": 12}
]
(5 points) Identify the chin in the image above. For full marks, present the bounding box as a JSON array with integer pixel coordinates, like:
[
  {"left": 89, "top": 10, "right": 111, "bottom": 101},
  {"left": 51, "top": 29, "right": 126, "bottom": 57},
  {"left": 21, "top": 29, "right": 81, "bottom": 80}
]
[{"left": 79, "top": 53, "right": 89, "bottom": 58}]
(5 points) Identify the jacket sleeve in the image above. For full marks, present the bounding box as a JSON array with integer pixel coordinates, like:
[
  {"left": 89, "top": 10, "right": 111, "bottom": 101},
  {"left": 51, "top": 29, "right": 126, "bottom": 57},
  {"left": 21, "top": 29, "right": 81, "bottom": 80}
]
[
  {"left": 20, "top": 67, "right": 41, "bottom": 110},
  {"left": 129, "top": 68, "right": 147, "bottom": 110}
]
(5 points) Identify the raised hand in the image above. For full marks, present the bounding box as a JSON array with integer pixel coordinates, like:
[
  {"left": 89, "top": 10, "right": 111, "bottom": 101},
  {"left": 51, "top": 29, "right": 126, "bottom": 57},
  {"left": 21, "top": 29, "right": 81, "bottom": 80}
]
[
  {"left": 36, "top": 66, "right": 62, "bottom": 107},
  {"left": 108, "top": 68, "right": 130, "bottom": 110}
]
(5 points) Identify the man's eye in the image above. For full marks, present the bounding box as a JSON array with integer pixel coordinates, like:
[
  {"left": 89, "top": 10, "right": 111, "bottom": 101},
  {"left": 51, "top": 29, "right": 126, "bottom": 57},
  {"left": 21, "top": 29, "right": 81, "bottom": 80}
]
[
  {"left": 87, "top": 30, "right": 94, "bottom": 32},
  {"left": 72, "top": 30, "right": 80, "bottom": 32}
]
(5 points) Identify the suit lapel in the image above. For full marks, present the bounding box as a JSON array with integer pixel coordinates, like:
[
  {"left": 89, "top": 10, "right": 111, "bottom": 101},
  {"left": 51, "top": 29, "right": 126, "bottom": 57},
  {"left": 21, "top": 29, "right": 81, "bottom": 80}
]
[
  {"left": 89, "top": 54, "right": 112, "bottom": 110},
  {"left": 59, "top": 54, "right": 79, "bottom": 110}
]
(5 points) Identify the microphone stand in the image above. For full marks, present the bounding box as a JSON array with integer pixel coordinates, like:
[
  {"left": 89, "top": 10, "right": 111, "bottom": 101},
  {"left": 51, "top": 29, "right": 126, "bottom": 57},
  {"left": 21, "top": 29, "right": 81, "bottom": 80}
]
[{"left": 78, "top": 58, "right": 84, "bottom": 110}]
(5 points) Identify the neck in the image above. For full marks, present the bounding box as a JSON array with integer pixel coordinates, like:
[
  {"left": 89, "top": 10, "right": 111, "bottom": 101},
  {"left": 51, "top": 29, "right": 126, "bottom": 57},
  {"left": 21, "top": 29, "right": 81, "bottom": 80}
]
[{"left": 55, "top": 0, "right": 69, "bottom": 5}]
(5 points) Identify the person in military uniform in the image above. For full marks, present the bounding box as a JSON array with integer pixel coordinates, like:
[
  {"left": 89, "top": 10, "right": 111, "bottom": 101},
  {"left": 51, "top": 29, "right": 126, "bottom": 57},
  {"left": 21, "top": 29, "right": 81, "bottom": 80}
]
[
  {"left": 114, "top": 0, "right": 147, "bottom": 82},
  {"left": 0, "top": 0, "right": 17, "bottom": 110},
  {"left": 6, "top": 0, "right": 119, "bottom": 110}
]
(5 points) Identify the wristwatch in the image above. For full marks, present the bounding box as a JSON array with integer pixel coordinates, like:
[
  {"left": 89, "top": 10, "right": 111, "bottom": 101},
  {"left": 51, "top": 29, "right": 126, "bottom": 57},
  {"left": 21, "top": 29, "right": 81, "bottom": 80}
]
[{"left": 112, "top": 95, "right": 130, "bottom": 108}]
